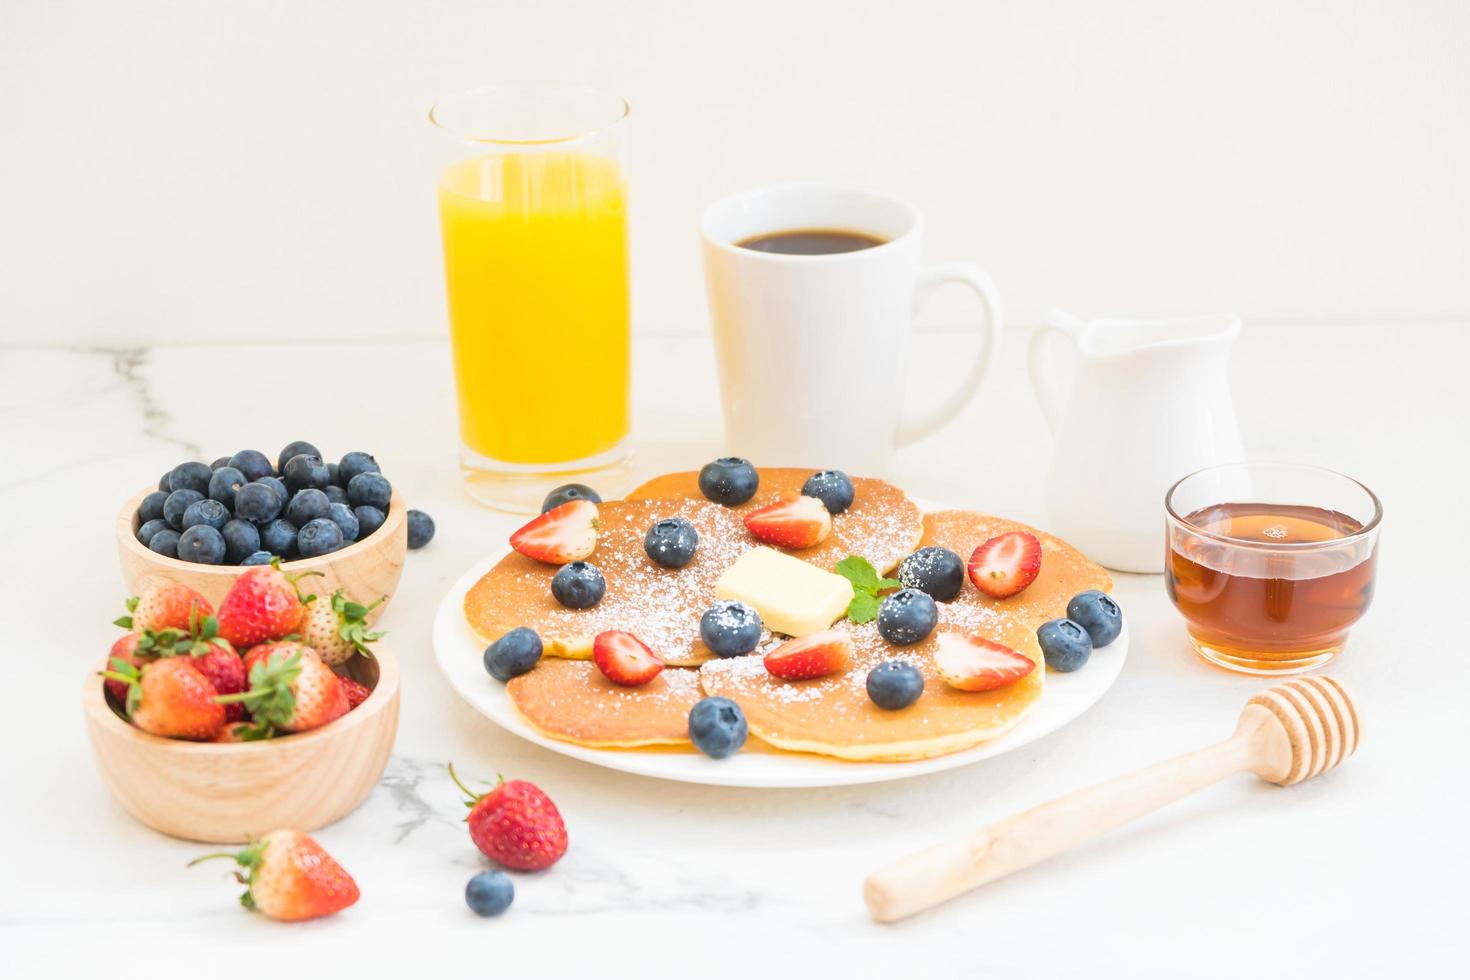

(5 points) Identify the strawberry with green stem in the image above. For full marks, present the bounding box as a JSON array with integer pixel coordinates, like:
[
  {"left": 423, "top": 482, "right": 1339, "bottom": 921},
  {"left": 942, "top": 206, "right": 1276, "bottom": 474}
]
[
  {"left": 215, "top": 558, "right": 322, "bottom": 649},
  {"left": 299, "top": 589, "right": 385, "bottom": 667},
  {"left": 115, "top": 581, "right": 214, "bottom": 634},
  {"left": 103, "top": 656, "right": 225, "bottom": 740},
  {"left": 217, "top": 644, "right": 347, "bottom": 733},
  {"left": 190, "top": 829, "right": 359, "bottom": 921},
  {"left": 449, "top": 763, "right": 568, "bottom": 871}
]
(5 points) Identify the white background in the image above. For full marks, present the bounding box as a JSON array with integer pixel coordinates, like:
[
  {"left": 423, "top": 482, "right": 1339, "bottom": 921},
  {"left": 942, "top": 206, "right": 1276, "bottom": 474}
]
[{"left": 3, "top": 0, "right": 1468, "bottom": 348}]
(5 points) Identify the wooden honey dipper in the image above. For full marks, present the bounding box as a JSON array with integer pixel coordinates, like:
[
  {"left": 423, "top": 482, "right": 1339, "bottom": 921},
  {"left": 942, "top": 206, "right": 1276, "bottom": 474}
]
[{"left": 864, "top": 676, "right": 1360, "bottom": 923}]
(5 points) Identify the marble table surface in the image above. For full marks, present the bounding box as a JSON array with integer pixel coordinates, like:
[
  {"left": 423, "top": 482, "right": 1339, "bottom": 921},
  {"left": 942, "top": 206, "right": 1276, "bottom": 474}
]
[{"left": 1, "top": 323, "right": 1465, "bottom": 978}]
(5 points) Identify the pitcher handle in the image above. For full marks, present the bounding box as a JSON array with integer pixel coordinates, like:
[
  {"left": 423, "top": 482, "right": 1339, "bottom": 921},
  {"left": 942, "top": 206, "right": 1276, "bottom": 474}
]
[
  {"left": 896, "top": 263, "right": 1004, "bottom": 448},
  {"left": 1027, "top": 308, "right": 1086, "bottom": 433}
]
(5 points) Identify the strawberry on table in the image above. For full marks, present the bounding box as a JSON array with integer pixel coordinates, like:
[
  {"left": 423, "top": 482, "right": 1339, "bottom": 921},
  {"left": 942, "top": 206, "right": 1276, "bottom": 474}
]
[
  {"left": 299, "top": 589, "right": 385, "bottom": 667},
  {"left": 450, "top": 764, "right": 568, "bottom": 871},
  {"left": 219, "top": 644, "right": 348, "bottom": 733},
  {"left": 104, "top": 656, "right": 226, "bottom": 741},
  {"left": 744, "top": 495, "right": 832, "bottom": 549},
  {"left": 967, "top": 531, "right": 1043, "bottom": 599},
  {"left": 115, "top": 582, "right": 213, "bottom": 634},
  {"left": 190, "top": 829, "right": 359, "bottom": 921},
  {"left": 591, "top": 630, "right": 665, "bottom": 686},
  {"left": 216, "top": 560, "right": 319, "bottom": 648},
  {"left": 510, "top": 499, "right": 599, "bottom": 564},
  {"left": 933, "top": 632, "right": 1036, "bottom": 691},
  {"left": 763, "top": 629, "right": 852, "bottom": 680}
]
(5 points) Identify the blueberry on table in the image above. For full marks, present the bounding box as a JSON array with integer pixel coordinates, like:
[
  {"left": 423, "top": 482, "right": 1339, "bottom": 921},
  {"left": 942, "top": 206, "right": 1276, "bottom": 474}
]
[
  {"left": 182, "top": 498, "right": 229, "bottom": 532},
  {"left": 465, "top": 870, "right": 514, "bottom": 917},
  {"left": 162, "top": 489, "right": 204, "bottom": 530},
  {"left": 228, "top": 449, "right": 273, "bottom": 482},
  {"left": 688, "top": 696, "right": 748, "bottom": 759},
  {"left": 325, "top": 485, "right": 348, "bottom": 505},
  {"left": 897, "top": 546, "right": 966, "bottom": 602},
  {"left": 255, "top": 475, "right": 288, "bottom": 503},
  {"left": 286, "top": 488, "right": 331, "bottom": 527},
  {"left": 259, "top": 518, "right": 298, "bottom": 557},
  {"left": 699, "top": 600, "right": 762, "bottom": 658},
  {"left": 240, "top": 550, "right": 274, "bottom": 566},
  {"left": 406, "top": 509, "right": 435, "bottom": 549},
  {"left": 353, "top": 505, "right": 386, "bottom": 539},
  {"left": 147, "top": 529, "right": 181, "bottom": 557},
  {"left": 296, "top": 517, "right": 344, "bottom": 558},
  {"left": 877, "top": 588, "right": 938, "bottom": 646},
  {"left": 1067, "top": 590, "right": 1123, "bottom": 647},
  {"left": 136, "top": 518, "right": 170, "bottom": 546},
  {"left": 541, "top": 482, "right": 601, "bottom": 514},
  {"left": 346, "top": 472, "right": 392, "bottom": 510},
  {"left": 802, "top": 470, "right": 855, "bottom": 514},
  {"left": 484, "top": 627, "right": 542, "bottom": 681},
  {"left": 644, "top": 516, "right": 698, "bottom": 568},
  {"left": 866, "top": 660, "right": 925, "bottom": 710},
  {"left": 283, "top": 454, "right": 332, "bottom": 494},
  {"left": 1037, "top": 618, "right": 1093, "bottom": 672},
  {"left": 328, "top": 502, "right": 360, "bottom": 542},
  {"left": 233, "top": 482, "right": 282, "bottom": 524},
  {"left": 551, "top": 561, "right": 605, "bottom": 609},
  {"left": 221, "top": 519, "right": 261, "bottom": 564},
  {"left": 338, "top": 451, "right": 381, "bottom": 486},
  {"left": 137, "top": 490, "right": 168, "bottom": 524},
  {"left": 208, "top": 466, "right": 247, "bottom": 509},
  {"left": 276, "top": 440, "right": 321, "bottom": 473},
  {"left": 167, "top": 461, "right": 212, "bottom": 495},
  {"left": 697, "top": 457, "right": 759, "bottom": 506},
  {"left": 177, "top": 525, "right": 226, "bottom": 564}
]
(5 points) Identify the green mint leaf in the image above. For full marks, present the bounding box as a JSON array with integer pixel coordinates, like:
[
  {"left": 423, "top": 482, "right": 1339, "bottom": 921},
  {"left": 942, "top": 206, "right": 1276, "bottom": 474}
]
[
  {"left": 847, "top": 592, "right": 880, "bottom": 624},
  {"left": 835, "top": 555, "right": 880, "bottom": 594},
  {"left": 876, "top": 576, "right": 902, "bottom": 592}
]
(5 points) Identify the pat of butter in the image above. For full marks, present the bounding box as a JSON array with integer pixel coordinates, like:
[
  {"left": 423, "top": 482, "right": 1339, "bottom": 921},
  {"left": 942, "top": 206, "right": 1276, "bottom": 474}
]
[{"left": 715, "top": 546, "right": 853, "bottom": 637}]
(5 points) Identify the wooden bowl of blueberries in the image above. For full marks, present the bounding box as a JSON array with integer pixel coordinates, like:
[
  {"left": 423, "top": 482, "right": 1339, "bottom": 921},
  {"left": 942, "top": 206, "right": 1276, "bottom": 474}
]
[{"left": 117, "top": 440, "right": 435, "bottom": 622}]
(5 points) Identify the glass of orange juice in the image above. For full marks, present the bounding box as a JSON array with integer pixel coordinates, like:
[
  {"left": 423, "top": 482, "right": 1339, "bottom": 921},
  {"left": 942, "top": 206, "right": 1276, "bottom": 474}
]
[{"left": 430, "top": 83, "right": 632, "bottom": 511}]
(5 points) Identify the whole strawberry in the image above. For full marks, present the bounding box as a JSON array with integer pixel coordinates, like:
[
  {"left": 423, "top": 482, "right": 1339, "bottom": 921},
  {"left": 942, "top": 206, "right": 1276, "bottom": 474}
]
[
  {"left": 171, "top": 612, "right": 250, "bottom": 722},
  {"left": 216, "top": 560, "right": 319, "bottom": 648},
  {"left": 105, "top": 656, "right": 225, "bottom": 741},
  {"left": 299, "top": 590, "right": 385, "bottom": 667},
  {"left": 190, "top": 829, "right": 359, "bottom": 921},
  {"left": 102, "top": 633, "right": 145, "bottom": 706},
  {"left": 115, "top": 582, "right": 214, "bottom": 634},
  {"left": 450, "top": 764, "right": 568, "bottom": 871},
  {"left": 221, "top": 644, "right": 348, "bottom": 733}
]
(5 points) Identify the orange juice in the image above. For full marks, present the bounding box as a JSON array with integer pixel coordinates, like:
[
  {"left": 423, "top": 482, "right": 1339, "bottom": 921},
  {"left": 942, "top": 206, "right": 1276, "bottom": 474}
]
[{"left": 438, "top": 151, "right": 630, "bottom": 465}]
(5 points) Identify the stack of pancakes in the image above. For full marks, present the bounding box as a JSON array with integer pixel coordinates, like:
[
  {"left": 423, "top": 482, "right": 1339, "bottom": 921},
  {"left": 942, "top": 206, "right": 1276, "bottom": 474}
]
[{"left": 463, "top": 468, "right": 1112, "bottom": 762}]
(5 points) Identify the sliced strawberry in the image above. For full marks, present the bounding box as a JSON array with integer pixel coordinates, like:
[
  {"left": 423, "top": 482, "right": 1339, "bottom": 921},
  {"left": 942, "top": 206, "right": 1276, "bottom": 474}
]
[
  {"left": 592, "top": 630, "right": 665, "bottom": 687},
  {"left": 933, "top": 633, "right": 1035, "bottom": 691},
  {"left": 967, "top": 531, "right": 1042, "bottom": 598},
  {"left": 510, "top": 499, "right": 599, "bottom": 564},
  {"left": 743, "top": 495, "right": 832, "bottom": 549},
  {"left": 763, "top": 630, "right": 852, "bottom": 680}
]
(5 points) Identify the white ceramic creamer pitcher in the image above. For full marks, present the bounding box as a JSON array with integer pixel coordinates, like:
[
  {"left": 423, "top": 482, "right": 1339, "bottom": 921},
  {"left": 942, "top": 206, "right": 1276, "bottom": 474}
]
[{"left": 1028, "top": 309, "right": 1243, "bottom": 573}]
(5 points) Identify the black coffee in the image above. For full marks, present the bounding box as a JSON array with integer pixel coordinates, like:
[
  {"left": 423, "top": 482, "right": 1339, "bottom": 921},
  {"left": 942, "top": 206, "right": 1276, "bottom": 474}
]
[{"left": 736, "top": 228, "right": 886, "bottom": 255}]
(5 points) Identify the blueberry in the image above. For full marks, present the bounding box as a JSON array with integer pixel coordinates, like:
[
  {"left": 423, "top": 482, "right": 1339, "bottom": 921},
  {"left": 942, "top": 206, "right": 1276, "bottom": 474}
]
[
  {"left": 255, "top": 475, "right": 288, "bottom": 503},
  {"left": 182, "top": 498, "right": 229, "bottom": 532},
  {"left": 221, "top": 519, "right": 261, "bottom": 564},
  {"left": 897, "top": 546, "right": 966, "bottom": 602},
  {"left": 286, "top": 488, "right": 331, "bottom": 527},
  {"left": 347, "top": 472, "right": 392, "bottom": 509},
  {"left": 699, "top": 600, "right": 762, "bottom": 658},
  {"left": 228, "top": 449, "right": 274, "bottom": 482},
  {"left": 866, "top": 660, "right": 925, "bottom": 710},
  {"left": 551, "top": 561, "right": 606, "bottom": 609},
  {"left": 324, "top": 484, "right": 348, "bottom": 505},
  {"left": 276, "top": 440, "right": 321, "bottom": 473},
  {"left": 136, "top": 518, "right": 170, "bottom": 546},
  {"left": 465, "top": 870, "right": 514, "bottom": 917},
  {"left": 802, "top": 470, "right": 855, "bottom": 514},
  {"left": 354, "top": 505, "right": 386, "bottom": 539},
  {"left": 644, "top": 517, "right": 698, "bottom": 568},
  {"left": 327, "top": 462, "right": 341, "bottom": 487},
  {"left": 208, "top": 466, "right": 247, "bottom": 509},
  {"left": 209, "top": 456, "right": 231, "bottom": 470},
  {"left": 167, "top": 461, "right": 212, "bottom": 495},
  {"left": 240, "top": 550, "right": 275, "bottom": 566},
  {"left": 484, "top": 627, "right": 542, "bottom": 682},
  {"left": 407, "top": 509, "right": 435, "bottom": 549},
  {"left": 233, "top": 482, "right": 282, "bottom": 523},
  {"left": 137, "top": 490, "right": 168, "bottom": 524},
  {"left": 1037, "top": 618, "right": 1093, "bottom": 672},
  {"left": 147, "top": 529, "right": 181, "bottom": 557},
  {"left": 1066, "top": 590, "right": 1123, "bottom": 647},
  {"left": 541, "top": 482, "right": 601, "bottom": 513},
  {"left": 697, "top": 457, "right": 759, "bottom": 506},
  {"left": 688, "top": 697, "right": 748, "bottom": 759},
  {"left": 283, "top": 454, "right": 332, "bottom": 494},
  {"left": 877, "top": 588, "right": 938, "bottom": 646},
  {"left": 328, "top": 502, "right": 360, "bottom": 543},
  {"left": 162, "top": 489, "right": 204, "bottom": 530},
  {"left": 259, "top": 518, "right": 298, "bottom": 557},
  {"left": 177, "top": 525, "right": 226, "bottom": 564},
  {"left": 158, "top": 472, "right": 172, "bottom": 492},
  {"left": 338, "top": 451, "right": 381, "bottom": 486},
  {"left": 296, "top": 517, "right": 344, "bottom": 558}
]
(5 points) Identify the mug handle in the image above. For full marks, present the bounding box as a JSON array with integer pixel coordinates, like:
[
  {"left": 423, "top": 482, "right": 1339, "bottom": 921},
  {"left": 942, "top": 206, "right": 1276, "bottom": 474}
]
[
  {"left": 1027, "top": 308, "right": 1086, "bottom": 433},
  {"left": 896, "top": 263, "right": 1004, "bottom": 448}
]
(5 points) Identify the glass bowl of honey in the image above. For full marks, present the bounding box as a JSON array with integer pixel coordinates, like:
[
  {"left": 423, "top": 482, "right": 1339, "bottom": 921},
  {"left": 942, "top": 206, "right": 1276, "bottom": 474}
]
[{"left": 1165, "top": 462, "right": 1381, "bottom": 674}]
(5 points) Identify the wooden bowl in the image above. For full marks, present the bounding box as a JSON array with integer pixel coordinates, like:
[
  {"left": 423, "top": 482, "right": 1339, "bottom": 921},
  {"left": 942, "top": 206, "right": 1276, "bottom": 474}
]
[
  {"left": 83, "top": 648, "right": 400, "bottom": 843},
  {"left": 116, "top": 487, "right": 408, "bottom": 622}
]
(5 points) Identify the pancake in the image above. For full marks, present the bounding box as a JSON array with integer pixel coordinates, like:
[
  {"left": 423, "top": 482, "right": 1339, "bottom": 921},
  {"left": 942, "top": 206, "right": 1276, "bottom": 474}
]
[
  {"left": 507, "top": 659, "right": 702, "bottom": 748},
  {"left": 627, "top": 468, "right": 922, "bottom": 574},
  {"left": 697, "top": 510, "right": 1114, "bottom": 762},
  {"left": 464, "top": 497, "right": 767, "bottom": 667}
]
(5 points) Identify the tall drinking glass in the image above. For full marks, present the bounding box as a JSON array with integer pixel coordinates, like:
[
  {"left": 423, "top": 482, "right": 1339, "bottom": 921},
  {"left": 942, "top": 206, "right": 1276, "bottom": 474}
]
[{"left": 430, "top": 83, "right": 632, "bottom": 511}]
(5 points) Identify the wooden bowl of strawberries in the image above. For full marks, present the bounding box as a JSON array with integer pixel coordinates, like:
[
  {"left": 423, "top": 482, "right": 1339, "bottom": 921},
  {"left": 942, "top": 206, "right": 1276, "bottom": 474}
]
[{"left": 83, "top": 570, "right": 400, "bottom": 843}]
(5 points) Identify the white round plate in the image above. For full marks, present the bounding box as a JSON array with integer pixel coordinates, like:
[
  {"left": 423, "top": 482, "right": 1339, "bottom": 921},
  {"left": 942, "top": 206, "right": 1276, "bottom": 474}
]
[{"left": 433, "top": 518, "right": 1128, "bottom": 788}]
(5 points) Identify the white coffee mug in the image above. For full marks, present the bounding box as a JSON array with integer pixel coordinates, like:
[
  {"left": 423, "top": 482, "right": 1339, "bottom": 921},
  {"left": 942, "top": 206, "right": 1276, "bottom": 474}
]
[{"left": 700, "top": 184, "right": 1003, "bottom": 475}]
